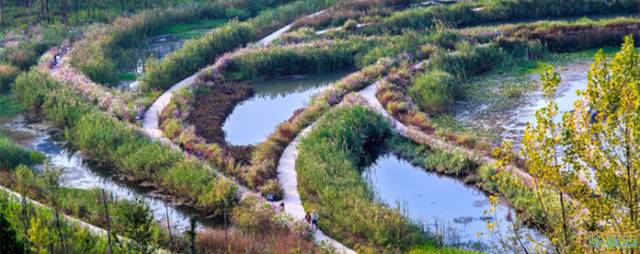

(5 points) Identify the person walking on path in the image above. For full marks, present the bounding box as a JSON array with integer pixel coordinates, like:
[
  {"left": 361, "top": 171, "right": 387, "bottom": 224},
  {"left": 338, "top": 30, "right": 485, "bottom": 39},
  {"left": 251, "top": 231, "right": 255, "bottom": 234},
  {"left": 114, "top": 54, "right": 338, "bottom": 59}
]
[
  {"left": 304, "top": 212, "right": 311, "bottom": 224},
  {"left": 311, "top": 211, "right": 319, "bottom": 230}
]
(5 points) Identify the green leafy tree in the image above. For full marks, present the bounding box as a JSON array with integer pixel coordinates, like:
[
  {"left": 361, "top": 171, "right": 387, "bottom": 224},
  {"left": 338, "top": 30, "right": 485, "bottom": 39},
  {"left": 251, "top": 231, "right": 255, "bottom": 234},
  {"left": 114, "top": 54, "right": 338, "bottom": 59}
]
[
  {"left": 0, "top": 208, "right": 24, "bottom": 254},
  {"left": 113, "top": 198, "right": 154, "bottom": 253},
  {"left": 498, "top": 35, "right": 640, "bottom": 253}
]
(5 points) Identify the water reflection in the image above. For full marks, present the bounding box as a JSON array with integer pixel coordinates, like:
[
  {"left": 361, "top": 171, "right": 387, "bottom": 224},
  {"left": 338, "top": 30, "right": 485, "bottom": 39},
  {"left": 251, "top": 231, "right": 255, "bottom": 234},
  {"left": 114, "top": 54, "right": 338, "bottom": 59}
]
[
  {"left": 223, "top": 72, "right": 348, "bottom": 145},
  {"left": 117, "top": 34, "right": 185, "bottom": 90},
  {"left": 363, "top": 153, "right": 543, "bottom": 252},
  {"left": 0, "top": 118, "right": 208, "bottom": 232}
]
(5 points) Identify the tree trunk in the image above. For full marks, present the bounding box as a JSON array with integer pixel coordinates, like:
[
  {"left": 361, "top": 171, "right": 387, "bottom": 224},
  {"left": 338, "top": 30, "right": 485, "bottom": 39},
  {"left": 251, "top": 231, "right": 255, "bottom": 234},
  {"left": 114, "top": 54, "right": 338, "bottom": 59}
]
[
  {"left": 190, "top": 217, "right": 197, "bottom": 254},
  {"left": 165, "top": 204, "right": 173, "bottom": 253},
  {"left": 28, "top": 0, "right": 33, "bottom": 31},
  {"left": 102, "top": 190, "right": 113, "bottom": 254},
  {"left": 559, "top": 191, "right": 569, "bottom": 251},
  {"left": 61, "top": 0, "right": 68, "bottom": 24},
  {"left": 0, "top": 0, "right": 4, "bottom": 25},
  {"left": 54, "top": 209, "right": 67, "bottom": 254},
  {"left": 21, "top": 194, "right": 30, "bottom": 252}
]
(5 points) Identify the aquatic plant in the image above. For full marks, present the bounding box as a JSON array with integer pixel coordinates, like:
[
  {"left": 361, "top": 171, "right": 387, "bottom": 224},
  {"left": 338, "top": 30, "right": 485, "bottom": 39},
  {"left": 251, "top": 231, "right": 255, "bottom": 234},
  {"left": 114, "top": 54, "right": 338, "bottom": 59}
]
[{"left": 296, "top": 104, "right": 433, "bottom": 252}]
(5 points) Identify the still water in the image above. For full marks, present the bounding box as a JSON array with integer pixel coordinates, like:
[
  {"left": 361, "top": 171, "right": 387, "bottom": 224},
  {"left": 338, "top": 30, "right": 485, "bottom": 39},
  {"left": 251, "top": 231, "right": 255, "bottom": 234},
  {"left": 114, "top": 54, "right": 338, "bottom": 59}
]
[
  {"left": 223, "top": 72, "right": 347, "bottom": 145},
  {"left": 363, "top": 153, "right": 544, "bottom": 252}
]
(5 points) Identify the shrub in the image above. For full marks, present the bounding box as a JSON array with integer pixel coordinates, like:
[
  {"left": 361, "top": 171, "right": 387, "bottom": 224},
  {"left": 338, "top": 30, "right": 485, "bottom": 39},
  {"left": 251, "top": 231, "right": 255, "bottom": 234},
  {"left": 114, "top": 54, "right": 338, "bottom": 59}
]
[
  {"left": 12, "top": 69, "right": 61, "bottom": 112},
  {"left": 368, "top": 0, "right": 640, "bottom": 34},
  {"left": 142, "top": 0, "right": 337, "bottom": 91},
  {"left": 258, "top": 179, "right": 284, "bottom": 200},
  {"left": 218, "top": 39, "right": 374, "bottom": 81},
  {"left": 0, "top": 134, "right": 45, "bottom": 170},
  {"left": 70, "top": 3, "right": 236, "bottom": 85},
  {"left": 42, "top": 87, "right": 95, "bottom": 128},
  {"left": 0, "top": 193, "right": 108, "bottom": 253},
  {"left": 409, "top": 69, "right": 458, "bottom": 114},
  {"left": 296, "top": 105, "right": 429, "bottom": 252},
  {"left": 0, "top": 64, "right": 18, "bottom": 93}
]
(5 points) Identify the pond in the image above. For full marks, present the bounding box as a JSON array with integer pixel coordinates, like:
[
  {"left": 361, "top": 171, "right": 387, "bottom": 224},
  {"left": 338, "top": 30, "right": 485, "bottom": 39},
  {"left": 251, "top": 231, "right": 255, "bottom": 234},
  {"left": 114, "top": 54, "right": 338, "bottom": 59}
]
[
  {"left": 456, "top": 65, "right": 588, "bottom": 145},
  {"left": 0, "top": 116, "right": 210, "bottom": 232},
  {"left": 116, "top": 20, "right": 224, "bottom": 90},
  {"left": 117, "top": 34, "right": 185, "bottom": 90},
  {"left": 223, "top": 72, "right": 348, "bottom": 145},
  {"left": 363, "top": 153, "right": 544, "bottom": 252},
  {"left": 504, "top": 74, "right": 587, "bottom": 144}
]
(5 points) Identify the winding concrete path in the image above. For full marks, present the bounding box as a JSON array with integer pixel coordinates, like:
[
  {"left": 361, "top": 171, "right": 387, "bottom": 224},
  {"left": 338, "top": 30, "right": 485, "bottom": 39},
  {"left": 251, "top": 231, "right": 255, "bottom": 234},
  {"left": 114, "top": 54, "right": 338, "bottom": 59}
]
[
  {"left": 276, "top": 124, "right": 357, "bottom": 254},
  {"left": 142, "top": 74, "right": 196, "bottom": 144},
  {"left": 140, "top": 7, "right": 378, "bottom": 253},
  {"left": 143, "top": 9, "right": 326, "bottom": 141},
  {"left": 257, "top": 9, "right": 327, "bottom": 47},
  {"left": 140, "top": 9, "right": 358, "bottom": 252},
  {"left": 357, "top": 81, "right": 537, "bottom": 187}
]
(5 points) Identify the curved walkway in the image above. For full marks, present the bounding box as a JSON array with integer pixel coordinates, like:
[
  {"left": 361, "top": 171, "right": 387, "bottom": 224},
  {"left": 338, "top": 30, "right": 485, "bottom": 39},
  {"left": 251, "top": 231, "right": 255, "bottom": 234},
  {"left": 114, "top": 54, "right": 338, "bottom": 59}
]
[
  {"left": 143, "top": 9, "right": 326, "bottom": 141},
  {"left": 276, "top": 124, "right": 357, "bottom": 254},
  {"left": 358, "top": 81, "right": 537, "bottom": 187},
  {"left": 140, "top": 8, "right": 357, "bottom": 253}
]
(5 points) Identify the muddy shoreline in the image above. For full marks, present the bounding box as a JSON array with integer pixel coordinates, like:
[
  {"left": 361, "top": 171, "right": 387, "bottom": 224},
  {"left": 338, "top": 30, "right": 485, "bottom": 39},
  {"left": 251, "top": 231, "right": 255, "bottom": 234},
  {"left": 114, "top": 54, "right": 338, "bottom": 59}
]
[
  {"left": 455, "top": 62, "right": 590, "bottom": 145},
  {"left": 187, "top": 82, "right": 256, "bottom": 164}
]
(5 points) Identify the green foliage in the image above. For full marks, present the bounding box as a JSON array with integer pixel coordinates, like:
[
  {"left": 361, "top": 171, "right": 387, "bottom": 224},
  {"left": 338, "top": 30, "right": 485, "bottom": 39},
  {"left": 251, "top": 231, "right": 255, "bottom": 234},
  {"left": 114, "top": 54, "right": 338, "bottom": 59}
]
[
  {"left": 70, "top": 3, "right": 233, "bottom": 85},
  {"left": 0, "top": 192, "right": 108, "bottom": 253},
  {"left": 369, "top": 0, "right": 640, "bottom": 34},
  {"left": 113, "top": 198, "right": 156, "bottom": 253},
  {"left": 12, "top": 69, "right": 61, "bottom": 112},
  {"left": 11, "top": 69, "right": 238, "bottom": 213},
  {"left": 0, "top": 64, "right": 19, "bottom": 93},
  {"left": 409, "top": 69, "right": 458, "bottom": 114},
  {"left": 220, "top": 39, "right": 374, "bottom": 81},
  {"left": 297, "top": 105, "right": 430, "bottom": 252},
  {"left": 41, "top": 87, "right": 95, "bottom": 128},
  {"left": 142, "top": 0, "right": 336, "bottom": 91},
  {"left": 0, "top": 207, "right": 24, "bottom": 254},
  {"left": 142, "top": 21, "right": 256, "bottom": 90},
  {"left": 390, "top": 136, "right": 476, "bottom": 177},
  {"left": 0, "top": 94, "right": 22, "bottom": 119},
  {"left": 0, "top": 133, "right": 45, "bottom": 170}
]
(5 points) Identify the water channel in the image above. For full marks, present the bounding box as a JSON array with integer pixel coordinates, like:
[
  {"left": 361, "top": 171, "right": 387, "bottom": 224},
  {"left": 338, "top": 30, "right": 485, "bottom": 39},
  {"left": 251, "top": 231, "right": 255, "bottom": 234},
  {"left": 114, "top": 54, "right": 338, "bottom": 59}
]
[
  {"left": 363, "top": 153, "right": 545, "bottom": 252},
  {"left": 0, "top": 116, "right": 210, "bottom": 232}
]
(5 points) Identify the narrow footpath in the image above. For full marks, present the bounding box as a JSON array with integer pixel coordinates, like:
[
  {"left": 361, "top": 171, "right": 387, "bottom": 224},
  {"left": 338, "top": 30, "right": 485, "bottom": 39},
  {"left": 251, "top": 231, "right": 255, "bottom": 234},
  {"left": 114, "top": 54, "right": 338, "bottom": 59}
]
[
  {"left": 140, "top": 8, "right": 357, "bottom": 253},
  {"left": 358, "top": 81, "right": 537, "bottom": 187},
  {"left": 276, "top": 124, "right": 357, "bottom": 254}
]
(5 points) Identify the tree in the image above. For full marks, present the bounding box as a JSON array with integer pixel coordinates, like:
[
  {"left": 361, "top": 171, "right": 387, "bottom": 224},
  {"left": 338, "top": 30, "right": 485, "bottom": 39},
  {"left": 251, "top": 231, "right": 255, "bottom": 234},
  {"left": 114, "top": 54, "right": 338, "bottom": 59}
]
[
  {"left": 0, "top": 0, "right": 4, "bottom": 25},
  {"left": 113, "top": 198, "right": 154, "bottom": 253},
  {"left": 0, "top": 208, "right": 25, "bottom": 254},
  {"left": 43, "top": 166, "right": 67, "bottom": 254},
  {"left": 60, "top": 0, "right": 68, "bottom": 24},
  {"left": 498, "top": 35, "right": 640, "bottom": 253},
  {"left": 100, "top": 189, "right": 113, "bottom": 254},
  {"left": 15, "top": 165, "right": 34, "bottom": 252},
  {"left": 517, "top": 68, "right": 582, "bottom": 253},
  {"left": 562, "top": 35, "right": 640, "bottom": 237}
]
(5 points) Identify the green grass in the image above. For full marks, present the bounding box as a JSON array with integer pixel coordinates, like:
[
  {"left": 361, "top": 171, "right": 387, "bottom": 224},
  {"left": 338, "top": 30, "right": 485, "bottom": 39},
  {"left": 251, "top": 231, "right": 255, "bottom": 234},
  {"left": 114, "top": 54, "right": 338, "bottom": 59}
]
[
  {"left": 505, "top": 46, "right": 620, "bottom": 76},
  {"left": 408, "top": 243, "right": 482, "bottom": 254},
  {"left": 158, "top": 19, "right": 227, "bottom": 39},
  {"left": 116, "top": 72, "right": 138, "bottom": 82},
  {"left": 0, "top": 95, "right": 23, "bottom": 120}
]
